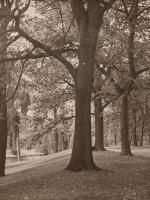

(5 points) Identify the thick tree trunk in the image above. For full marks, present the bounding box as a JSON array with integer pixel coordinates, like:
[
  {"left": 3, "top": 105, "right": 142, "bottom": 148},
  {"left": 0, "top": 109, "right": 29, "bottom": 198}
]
[
  {"left": 0, "top": 10, "right": 8, "bottom": 177},
  {"left": 67, "top": 87, "right": 97, "bottom": 171},
  {"left": 132, "top": 111, "right": 138, "bottom": 146},
  {"left": 120, "top": 94, "right": 132, "bottom": 156},
  {"left": 67, "top": 4, "right": 104, "bottom": 171},
  {"left": 94, "top": 99, "right": 105, "bottom": 151}
]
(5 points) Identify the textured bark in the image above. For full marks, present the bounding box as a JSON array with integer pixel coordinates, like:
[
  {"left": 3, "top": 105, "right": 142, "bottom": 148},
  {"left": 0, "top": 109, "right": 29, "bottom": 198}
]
[
  {"left": 94, "top": 99, "right": 105, "bottom": 151},
  {"left": 114, "top": 132, "right": 117, "bottom": 146},
  {"left": 120, "top": 94, "right": 132, "bottom": 156},
  {"left": 11, "top": 130, "right": 17, "bottom": 154},
  {"left": 0, "top": 11, "right": 8, "bottom": 176},
  {"left": 53, "top": 108, "right": 59, "bottom": 153},
  {"left": 94, "top": 65, "right": 105, "bottom": 151},
  {"left": 67, "top": 1, "right": 105, "bottom": 171},
  {"left": 132, "top": 111, "right": 138, "bottom": 146},
  {"left": 140, "top": 116, "right": 144, "bottom": 146},
  {"left": 119, "top": 1, "right": 139, "bottom": 157},
  {"left": 11, "top": 111, "right": 20, "bottom": 156},
  {"left": 16, "top": 136, "right": 20, "bottom": 161}
]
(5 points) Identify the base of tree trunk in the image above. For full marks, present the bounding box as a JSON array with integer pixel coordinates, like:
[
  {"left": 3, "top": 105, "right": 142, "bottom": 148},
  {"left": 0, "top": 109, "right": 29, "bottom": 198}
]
[
  {"left": 133, "top": 143, "right": 138, "bottom": 147},
  {"left": 66, "top": 162, "right": 100, "bottom": 172},
  {"left": 120, "top": 151, "right": 133, "bottom": 156},
  {"left": 93, "top": 146, "right": 106, "bottom": 151},
  {"left": 11, "top": 148, "right": 17, "bottom": 155}
]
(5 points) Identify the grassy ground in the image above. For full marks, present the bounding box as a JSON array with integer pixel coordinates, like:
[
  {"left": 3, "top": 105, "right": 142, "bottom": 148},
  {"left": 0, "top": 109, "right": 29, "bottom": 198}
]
[{"left": 0, "top": 146, "right": 150, "bottom": 200}]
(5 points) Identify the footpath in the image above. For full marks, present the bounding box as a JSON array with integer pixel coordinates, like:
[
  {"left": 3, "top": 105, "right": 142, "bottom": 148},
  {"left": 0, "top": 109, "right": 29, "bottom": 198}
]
[{"left": 6, "top": 149, "right": 71, "bottom": 175}]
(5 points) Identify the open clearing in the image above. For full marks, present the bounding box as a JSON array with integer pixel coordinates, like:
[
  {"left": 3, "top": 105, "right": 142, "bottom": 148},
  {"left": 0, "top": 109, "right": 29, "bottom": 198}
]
[{"left": 0, "top": 146, "right": 150, "bottom": 200}]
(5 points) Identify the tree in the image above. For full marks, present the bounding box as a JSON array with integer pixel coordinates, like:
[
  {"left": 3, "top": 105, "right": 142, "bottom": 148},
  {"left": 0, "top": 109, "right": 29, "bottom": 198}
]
[
  {"left": 93, "top": 67, "right": 105, "bottom": 151},
  {"left": 93, "top": 0, "right": 150, "bottom": 155},
  {"left": 0, "top": 2, "right": 10, "bottom": 177},
  {"left": 118, "top": 0, "right": 150, "bottom": 155},
  {"left": 4, "top": 0, "right": 115, "bottom": 171},
  {"left": 66, "top": 0, "right": 117, "bottom": 171}
]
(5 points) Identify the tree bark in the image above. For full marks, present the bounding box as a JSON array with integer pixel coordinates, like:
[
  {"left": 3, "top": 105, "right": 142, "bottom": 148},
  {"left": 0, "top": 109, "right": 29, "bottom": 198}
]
[
  {"left": 119, "top": 1, "right": 139, "bottom": 157},
  {"left": 132, "top": 110, "right": 138, "bottom": 146},
  {"left": 53, "top": 108, "right": 59, "bottom": 153},
  {"left": 67, "top": 2, "right": 105, "bottom": 171},
  {"left": 94, "top": 99, "right": 105, "bottom": 151},
  {"left": 0, "top": 12, "right": 8, "bottom": 176},
  {"left": 11, "top": 129, "right": 17, "bottom": 155},
  {"left": 93, "top": 63, "right": 105, "bottom": 151},
  {"left": 114, "top": 131, "right": 117, "bottom": 146},
  {"left": 140, "top": 115, "right": 144, "bottom": 146},
  {"left": 16, "top": 135, "right": 20, "bottom": 161},
  {"left": 120, "top": 94, "right": 132, "bottom": 156}
]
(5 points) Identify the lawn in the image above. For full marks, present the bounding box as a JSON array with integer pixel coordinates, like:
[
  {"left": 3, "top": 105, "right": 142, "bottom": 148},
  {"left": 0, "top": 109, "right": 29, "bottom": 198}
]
[{"left": 0, "top": 147, "right": 150, "bottom": 200}]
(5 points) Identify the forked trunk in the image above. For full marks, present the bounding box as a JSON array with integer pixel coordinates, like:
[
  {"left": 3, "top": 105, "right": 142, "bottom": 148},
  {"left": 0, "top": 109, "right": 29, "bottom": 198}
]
[{"left": 120, "top": 94, "right": 132, "bottom": 156}]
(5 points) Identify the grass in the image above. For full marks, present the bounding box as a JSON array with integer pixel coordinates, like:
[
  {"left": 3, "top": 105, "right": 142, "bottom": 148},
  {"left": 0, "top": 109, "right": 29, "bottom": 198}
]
[{"left": 0, "top": 147, "right": 150, "bottom": 200}]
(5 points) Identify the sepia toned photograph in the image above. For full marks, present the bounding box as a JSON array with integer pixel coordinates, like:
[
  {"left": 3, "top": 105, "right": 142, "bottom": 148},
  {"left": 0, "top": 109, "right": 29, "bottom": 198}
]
[{"left": 0, "top": 0, "right": 150, "bottom": 199}]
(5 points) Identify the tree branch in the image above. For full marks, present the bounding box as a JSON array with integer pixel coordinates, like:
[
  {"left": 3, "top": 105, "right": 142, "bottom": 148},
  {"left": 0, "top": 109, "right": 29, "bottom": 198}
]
[
  {"left": 137, "top": 6, "right": 150, "bottom": 17},
  {"left": 121, "top": 0, "right": 129, "bottom": 15},
  {"left": 14, "top": 23, "right": 76, "bottom": 79},
  {"left": 0, "top": 60, "right": 26, "bottom": 105},
  {"left": 96, "top": 63, "right": 124, "bottom": 95},
  {"left": 136, "top": 67, "right": 150, "bottom": 76}
]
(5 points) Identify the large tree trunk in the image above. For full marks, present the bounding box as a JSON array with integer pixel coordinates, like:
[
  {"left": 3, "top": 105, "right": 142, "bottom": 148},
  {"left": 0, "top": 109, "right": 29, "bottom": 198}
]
[
  {"left": 67, "top": 2, "right": 105, "bottom": 171},
  {"left": 120, "top": 94, "right": 132, "bottom": 156},
  {"left": 0, "top": 13, "right": 8, "bottom": 177},
  {"left": 94, "top": 99, "right": 105, "bottom": 151},
  {"left": 132, "top": 110, "right": 138, "bottom": 146}
]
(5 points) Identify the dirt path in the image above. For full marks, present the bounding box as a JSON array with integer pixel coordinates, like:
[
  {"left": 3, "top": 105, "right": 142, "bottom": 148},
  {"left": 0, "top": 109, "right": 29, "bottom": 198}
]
[{"left": 6, "top": 149, "right": 71, "bottom": 175}]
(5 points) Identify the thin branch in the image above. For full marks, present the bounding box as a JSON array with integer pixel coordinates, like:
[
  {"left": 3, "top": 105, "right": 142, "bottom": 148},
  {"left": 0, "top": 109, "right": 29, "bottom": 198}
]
[
  {"left": 30, "top": 114, "right": 76, "bottom": 141},
  {"left": 96, "top": 63, "right": 124, "bottom": 95},
  {"left": 136, "top": 67, "right": 150, "bottom": 76},
  {"left": 63, "top": 78, "right": 75, "bottom": 88},
  {"left": 0, "top": 53, "right": 47, "bottom": 64},
  {"left": 121, "top": 0, "right": 129, "bottom": 15},
  {"left": 1, "top": 60, "right": 26, "bottom": 105},
  {"left": 0, "top": 35, "right": 20, "bottom": 55},
  {"left": 137, "top": 6, "right": 150, "bottom": 17},
  {"left": 58, "top": 1, "right": 65, "bottom": 39}
]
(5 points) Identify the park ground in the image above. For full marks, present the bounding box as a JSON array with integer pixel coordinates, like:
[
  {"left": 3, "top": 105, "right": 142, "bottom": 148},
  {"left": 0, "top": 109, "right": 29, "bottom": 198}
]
[{"left": 0, "top": 146, "right": 150, "bottom": 200}]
